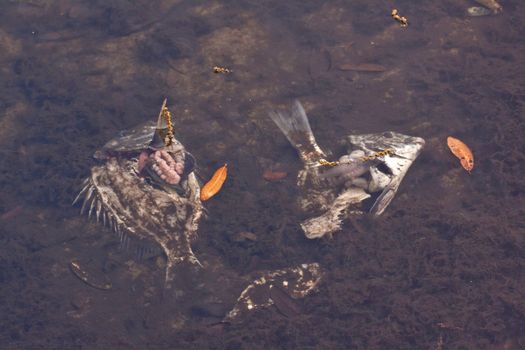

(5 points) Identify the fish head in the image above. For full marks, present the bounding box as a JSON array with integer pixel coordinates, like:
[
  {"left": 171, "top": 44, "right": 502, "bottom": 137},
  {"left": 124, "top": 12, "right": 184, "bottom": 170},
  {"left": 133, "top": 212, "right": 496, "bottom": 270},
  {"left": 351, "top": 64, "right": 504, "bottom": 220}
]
[
  {"left": 300, "top": 131, "right": 425, "bottom": 239},
  {"left": 346, "top": 131, "right": 425, "bottom": 215}
]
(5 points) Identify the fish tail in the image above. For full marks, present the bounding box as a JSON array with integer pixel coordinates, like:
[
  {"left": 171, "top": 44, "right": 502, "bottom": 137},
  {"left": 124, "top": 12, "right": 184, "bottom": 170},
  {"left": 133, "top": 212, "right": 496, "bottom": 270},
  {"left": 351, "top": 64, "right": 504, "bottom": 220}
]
[
  {"left": 269, "top": 100, "right": 326, "bottom": 165},
  {"left": 163, "top": 240, "right": 202, "bottom": 290}
]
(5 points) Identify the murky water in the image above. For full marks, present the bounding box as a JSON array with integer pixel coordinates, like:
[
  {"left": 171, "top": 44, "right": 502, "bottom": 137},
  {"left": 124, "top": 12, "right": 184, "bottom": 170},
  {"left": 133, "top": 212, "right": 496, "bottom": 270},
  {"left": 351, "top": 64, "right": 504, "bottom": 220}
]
[{"left": 1, "top": 1, "right": 525, "bottom": 348}]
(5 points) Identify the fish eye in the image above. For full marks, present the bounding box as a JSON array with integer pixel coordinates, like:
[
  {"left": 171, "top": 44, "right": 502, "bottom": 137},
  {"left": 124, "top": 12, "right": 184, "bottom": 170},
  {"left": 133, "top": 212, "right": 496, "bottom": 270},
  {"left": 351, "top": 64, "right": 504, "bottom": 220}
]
[{"left": 376, "top": 162, "right": 393, "bottom": 175}]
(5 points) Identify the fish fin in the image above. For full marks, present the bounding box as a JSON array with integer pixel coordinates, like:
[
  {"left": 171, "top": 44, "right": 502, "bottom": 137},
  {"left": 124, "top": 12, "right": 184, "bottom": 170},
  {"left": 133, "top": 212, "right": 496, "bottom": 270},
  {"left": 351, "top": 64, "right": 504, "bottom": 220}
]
[
  {"left": 73, "top": 178, "right": 90, "bottom": 205},
  {"left": 269, "top": 100, "right": 326, "bottom": 165},
  {"left": 369, "top": 179, "right": 400, "bottom": 215}
]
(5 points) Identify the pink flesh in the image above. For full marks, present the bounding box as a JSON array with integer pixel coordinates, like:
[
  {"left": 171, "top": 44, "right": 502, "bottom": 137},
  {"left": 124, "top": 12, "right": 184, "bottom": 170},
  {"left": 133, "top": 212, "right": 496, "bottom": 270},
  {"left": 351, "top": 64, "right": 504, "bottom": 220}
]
[
  {"left": 138, "top": 151, "right": 149, "bottom": 173},
  {"left": 152, "top": 150, "right": 184, "bottom": 185},
  {"left": 174, "top": 162, "right": 184, "bottom": 175}
]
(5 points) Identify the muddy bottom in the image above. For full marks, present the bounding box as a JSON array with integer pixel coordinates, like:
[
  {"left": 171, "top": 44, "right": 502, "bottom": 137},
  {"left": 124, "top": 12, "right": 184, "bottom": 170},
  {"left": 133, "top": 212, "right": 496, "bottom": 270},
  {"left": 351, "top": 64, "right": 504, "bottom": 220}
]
[{"left": 1, "top": 1, "right": 525, "bottom": 349}]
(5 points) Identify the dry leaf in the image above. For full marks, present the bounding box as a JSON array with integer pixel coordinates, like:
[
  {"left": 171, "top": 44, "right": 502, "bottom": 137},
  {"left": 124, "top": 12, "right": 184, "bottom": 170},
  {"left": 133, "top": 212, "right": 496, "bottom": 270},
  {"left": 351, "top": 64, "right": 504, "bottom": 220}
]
[
  {"left": 447, "top": 136, "right": 474, "bottom": 173},
  {"left": 263, "top": 170, "right": 288, "bottom": 181},
  {"left": 201, "top": 164, "right": 228, "bottom": 201}
]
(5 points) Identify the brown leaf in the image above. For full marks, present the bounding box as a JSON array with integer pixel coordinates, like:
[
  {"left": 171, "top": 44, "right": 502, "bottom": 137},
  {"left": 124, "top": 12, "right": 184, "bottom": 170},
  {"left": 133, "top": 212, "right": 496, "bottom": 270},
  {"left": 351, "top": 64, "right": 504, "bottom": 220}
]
[
  {"left": 263, "top": 170, "right": 288, "bottom": 181},
  {"left": 338, "top": 63, "right": 386, "bottom": 72}
]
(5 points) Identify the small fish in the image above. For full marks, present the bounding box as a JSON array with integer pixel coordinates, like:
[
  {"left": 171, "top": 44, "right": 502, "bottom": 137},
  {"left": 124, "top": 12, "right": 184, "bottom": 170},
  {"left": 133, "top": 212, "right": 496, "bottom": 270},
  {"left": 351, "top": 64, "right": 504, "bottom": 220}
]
[
  {"left": 447, "top": 136, "right": 474, "bottom": 173},
  {"left": 201, "top": 164, "right": 228, "bottom": 201}
]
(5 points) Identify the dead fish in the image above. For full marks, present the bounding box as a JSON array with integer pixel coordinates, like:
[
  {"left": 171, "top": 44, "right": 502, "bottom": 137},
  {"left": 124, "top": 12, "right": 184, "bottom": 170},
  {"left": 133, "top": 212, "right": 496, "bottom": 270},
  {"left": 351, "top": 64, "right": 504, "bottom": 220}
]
[
  {"left": 73, "top": 99, "right": 203, "bottom": 289},
  {"left": 269, "top": 101, "right": 425, "bottom": 239}
]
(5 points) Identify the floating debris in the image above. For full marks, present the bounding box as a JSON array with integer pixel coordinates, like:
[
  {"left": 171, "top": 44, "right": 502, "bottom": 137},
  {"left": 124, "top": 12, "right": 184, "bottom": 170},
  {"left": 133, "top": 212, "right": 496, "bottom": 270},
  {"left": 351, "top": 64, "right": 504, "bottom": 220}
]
[
  {"left": 69, "top": 260, "right": 112, "bottom": 290},
  {"left": 474, "top": 0, "right": 502, "bottom": 13},
  {"left": 467, "top": 6, "right": 492, "bottom": 16},
  {"left": 263, "top": 170, "right": 288, "bottom": 181},
  {"left": 223, "top": 263, "right": 322, "bottom": 323},
  {"left": 338, "top": 63, "right": 386, "bottom": 72},
  {"left": 391, "top": 9, "right": 408, "bottom": 27},
  {"left": 447, "top": 136, "right": 474, "bottom": 173},
  {"left": 213, "top": 66, "right": 232, "bottom": 74},
  {"left": 201, "top": 164, "right": 228, "bottom": 201}
]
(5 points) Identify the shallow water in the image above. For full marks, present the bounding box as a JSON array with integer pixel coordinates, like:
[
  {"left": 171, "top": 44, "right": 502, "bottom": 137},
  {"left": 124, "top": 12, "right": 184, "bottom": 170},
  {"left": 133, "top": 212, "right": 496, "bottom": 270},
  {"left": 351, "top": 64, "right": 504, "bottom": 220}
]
[{"left": 1, "top": 0, "right": 525, "bottom": 349}]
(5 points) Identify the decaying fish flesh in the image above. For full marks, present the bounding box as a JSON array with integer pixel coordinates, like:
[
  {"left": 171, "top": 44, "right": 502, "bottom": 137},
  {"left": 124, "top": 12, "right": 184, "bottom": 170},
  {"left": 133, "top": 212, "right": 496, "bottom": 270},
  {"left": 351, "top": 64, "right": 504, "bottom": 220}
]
[
  {"left": 223, "top": 263, "right": 322, "bottom": 323},
  {"left": 269, "top": 100, "right": 425, "bottom": 239},
  {"left": 73, "top": 99, "right": 203, "bottom": 289}
]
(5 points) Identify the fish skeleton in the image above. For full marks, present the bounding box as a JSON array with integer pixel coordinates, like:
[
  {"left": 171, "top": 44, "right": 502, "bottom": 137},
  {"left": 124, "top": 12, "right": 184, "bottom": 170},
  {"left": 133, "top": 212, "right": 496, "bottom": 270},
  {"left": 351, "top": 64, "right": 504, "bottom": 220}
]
[{"left": 74, "top": 99, "right": 203, "bottom": 289}]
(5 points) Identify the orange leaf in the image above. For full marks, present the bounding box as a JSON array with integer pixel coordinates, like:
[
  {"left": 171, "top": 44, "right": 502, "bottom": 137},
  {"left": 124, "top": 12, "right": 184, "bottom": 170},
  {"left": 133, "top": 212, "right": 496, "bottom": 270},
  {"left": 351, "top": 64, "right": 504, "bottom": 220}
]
[
  {"left": 200, "top": 164, "right": 228, "bottom": 201},
  {"left": 447, "top": 136, "right": 474, "bottom": 173}
]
